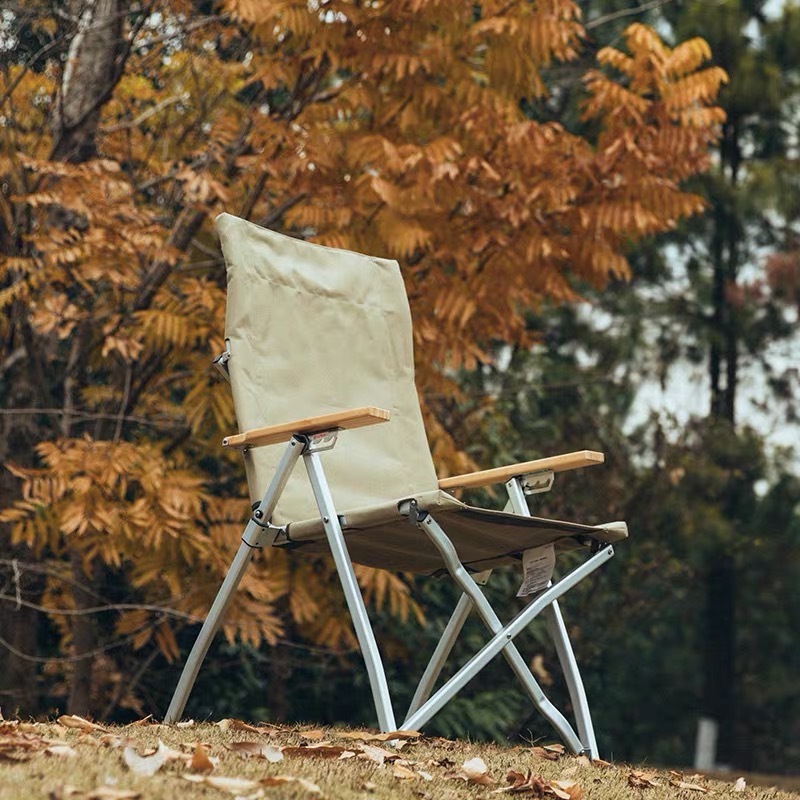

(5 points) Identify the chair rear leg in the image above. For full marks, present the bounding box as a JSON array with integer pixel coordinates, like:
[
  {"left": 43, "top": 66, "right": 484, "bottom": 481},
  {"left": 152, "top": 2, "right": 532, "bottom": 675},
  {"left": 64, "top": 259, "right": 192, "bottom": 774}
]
[
  {"left": 402, "top": 541, "right": 614, "bottom": 736},
  {"left": 407, "top": 592, "right": 473, "bottom": 718},
  {"left": 506, "top": 476, "right": 600, "bottom": 757},
  {"left": 417, "top": 513, "right": 584, "bottom": 753},
  {"left": 546, "top": 602, "right": 599, "bottom": 758}
]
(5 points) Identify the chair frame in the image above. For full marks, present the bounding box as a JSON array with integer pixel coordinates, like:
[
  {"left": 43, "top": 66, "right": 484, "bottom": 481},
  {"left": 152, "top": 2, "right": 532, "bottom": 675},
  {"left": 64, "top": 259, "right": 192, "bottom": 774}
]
[{"left": 165, "top": 413, "right": 614, "bottom": 758}]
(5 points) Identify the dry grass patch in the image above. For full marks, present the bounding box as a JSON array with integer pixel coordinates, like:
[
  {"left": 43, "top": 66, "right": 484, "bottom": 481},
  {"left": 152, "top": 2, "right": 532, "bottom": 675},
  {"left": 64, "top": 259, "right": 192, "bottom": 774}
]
[{"left": 0, "top": 717, "right": 797, "bottom": 800}]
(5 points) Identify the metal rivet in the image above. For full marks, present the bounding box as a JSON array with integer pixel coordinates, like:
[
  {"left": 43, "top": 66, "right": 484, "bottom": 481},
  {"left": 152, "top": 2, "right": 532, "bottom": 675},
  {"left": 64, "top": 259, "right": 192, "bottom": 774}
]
[
  {"left": 254, "top": 509, "right": 263, "bottom": 518},
  {"left": 323, "top": 516, "right": 329, "bottom": 523}
]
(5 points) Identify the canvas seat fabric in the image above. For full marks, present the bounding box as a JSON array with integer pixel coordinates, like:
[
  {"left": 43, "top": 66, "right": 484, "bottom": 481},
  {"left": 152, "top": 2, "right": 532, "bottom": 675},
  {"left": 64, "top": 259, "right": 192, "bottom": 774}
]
[{"left": 283, "top": 491, "right": 627, "bottom": 573}]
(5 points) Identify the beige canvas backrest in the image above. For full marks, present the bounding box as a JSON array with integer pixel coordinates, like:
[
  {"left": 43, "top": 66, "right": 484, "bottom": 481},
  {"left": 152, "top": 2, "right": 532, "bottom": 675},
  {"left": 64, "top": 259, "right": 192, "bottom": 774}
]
[{"left": 216, "top": 213, "right": 440, "bottom": 525}]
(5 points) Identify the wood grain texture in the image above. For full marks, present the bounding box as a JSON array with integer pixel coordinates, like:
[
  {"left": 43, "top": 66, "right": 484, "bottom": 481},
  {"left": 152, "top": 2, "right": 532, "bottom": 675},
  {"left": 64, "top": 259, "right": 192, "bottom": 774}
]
[
  {"left": 222, "top": 406, "right": 391, "bottom": 449},
  {"left": 438, "top": 450, "right": 604, "bottom": 490}
]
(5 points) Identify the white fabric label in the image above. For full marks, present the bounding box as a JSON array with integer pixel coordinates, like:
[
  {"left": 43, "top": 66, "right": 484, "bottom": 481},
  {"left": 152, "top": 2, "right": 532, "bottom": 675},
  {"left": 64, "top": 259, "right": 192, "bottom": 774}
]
[{"left": 516, "top": 544, "right": 556, "bottom": 597}]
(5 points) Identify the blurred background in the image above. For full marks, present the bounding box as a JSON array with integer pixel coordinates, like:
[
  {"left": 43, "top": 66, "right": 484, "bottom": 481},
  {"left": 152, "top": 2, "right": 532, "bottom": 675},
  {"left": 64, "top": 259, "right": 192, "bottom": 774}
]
[{"left": 0, "top": 0, "right": 797, "bottom": 777}]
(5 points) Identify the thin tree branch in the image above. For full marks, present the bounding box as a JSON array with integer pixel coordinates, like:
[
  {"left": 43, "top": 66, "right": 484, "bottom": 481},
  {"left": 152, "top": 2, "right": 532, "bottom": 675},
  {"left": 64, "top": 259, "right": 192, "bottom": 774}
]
[
  {"left": 100, "top": 95, "right": 182, "bottom": 133},
  {"left": 0, "top": 407, "right": 182, "bottom": 429},
  {"left": 0, "top": 593, "right": 201, "bottom": 622},
  {"left": 585, "top": 0, "right": 674, "bottom": 30},
  {"left": 113, "top": 363, "right": 133, "bottom": 442},
  {"left": 255, "top": 193, "right": 308, "bottom": 229}
]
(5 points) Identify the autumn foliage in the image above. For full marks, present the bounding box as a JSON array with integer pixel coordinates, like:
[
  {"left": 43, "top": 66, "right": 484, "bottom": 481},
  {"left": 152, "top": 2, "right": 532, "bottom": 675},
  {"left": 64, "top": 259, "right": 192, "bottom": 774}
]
[{"left": 0, "top": 0, "right": 725, "bottom": 715}]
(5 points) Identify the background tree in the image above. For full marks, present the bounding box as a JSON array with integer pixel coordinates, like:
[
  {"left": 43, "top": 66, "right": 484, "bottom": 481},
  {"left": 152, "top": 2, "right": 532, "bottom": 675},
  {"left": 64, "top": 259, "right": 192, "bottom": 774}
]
[{"left": 442, "top": 0, "right": 800, "bottom": 770}]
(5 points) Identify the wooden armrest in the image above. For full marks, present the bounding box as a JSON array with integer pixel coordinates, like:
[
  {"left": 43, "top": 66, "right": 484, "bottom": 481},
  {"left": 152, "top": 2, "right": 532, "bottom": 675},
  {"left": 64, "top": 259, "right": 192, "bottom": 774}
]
[
  {"left": 438, "top": 450, "right": 604, "bottom": 491},
  {"left": 223, "top": 406, "right": 391, "bottom": 449}
]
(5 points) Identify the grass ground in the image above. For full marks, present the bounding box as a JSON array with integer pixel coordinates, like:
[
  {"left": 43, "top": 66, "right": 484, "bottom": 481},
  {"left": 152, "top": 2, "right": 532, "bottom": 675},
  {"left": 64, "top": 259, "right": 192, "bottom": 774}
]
[{"left": 1, "top": 717, "right": 798, "bottom": 800}]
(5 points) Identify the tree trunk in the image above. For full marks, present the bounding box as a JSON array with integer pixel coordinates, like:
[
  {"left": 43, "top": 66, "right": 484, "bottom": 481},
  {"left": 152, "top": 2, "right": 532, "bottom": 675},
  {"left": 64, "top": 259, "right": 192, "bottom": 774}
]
[
  {"left": 67, "top": 551, "right": 97, "bottom": 716},
  {"left": 703, "top": 554, "right": 736, "bottom": 766},
  {"left": 703, "top": 117, "right": 741, "bottom": 767},
  {"left": 52, "top": 0, "right": 133, "bottom": 714},
  {"left": 51, "top": 0, "right": 130, "bottom": 163}
]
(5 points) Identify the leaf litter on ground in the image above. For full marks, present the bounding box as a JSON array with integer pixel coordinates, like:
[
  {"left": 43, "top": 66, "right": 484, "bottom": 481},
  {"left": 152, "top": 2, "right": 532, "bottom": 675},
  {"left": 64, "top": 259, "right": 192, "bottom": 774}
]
[{"left": 1, "top": 720, "right": 797, "bottom": 800}]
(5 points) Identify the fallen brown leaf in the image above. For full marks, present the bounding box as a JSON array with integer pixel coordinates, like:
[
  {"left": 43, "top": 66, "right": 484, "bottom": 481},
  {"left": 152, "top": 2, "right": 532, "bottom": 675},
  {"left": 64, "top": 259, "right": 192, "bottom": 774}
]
[
  {"left": 215, "top": 718, "right": 262, "bottom": 734},
  {"left": 338, "top": 729, "right": 421, "bottom": 742},
  {"left": 451, "top": 756, "right": 495, "bottom": 786},
  {"left": 551, "top": 779, "right": 582, "bottom": 800},
  {"left": 500, "top": 770, "right": 549, "bottom": 795},
  {"left": 393, "top": 764, "right": 418, "bottom": 780},
  {"left": 734, "top": 778, "right": 747, "bottom": 792},
  {"left": 188, "top": 744, "right": 214, "bottom": 773},
  {"left": 227, "top": 740, "right": 284, "bottom": 762},
  {"left": 44, "top": 744, "right": 78, "bottom": 758},
  {"left": 282, "top": 744, "right": 348, "bottom": 759},
  {"left": 628, "top": 771, "right": 661, "bottom": 789},
  {"left": 427, "top": 756, "right": 455, "bottom": 768},
  {"left": 669, "top": 780, "right": 709, "bottom": 793},
  {"left": 98, "top": 734, "right": 136, "bottom": 750},
  {"left": 183, "top": 775, "right": 260, "bottom": 794},
  {"left": 122, "top": 740, "right": 181, "bottom": 776},
  {"left": 57, "top": 715, "right": 107, "bottom": 733},
  {"left": 260, "top": 775, "right": 323, "bottom": 794},
  {"left": 499, "top": 770, "right": 584, "bottom": 798},
  {"left": 0, "top": 751, "right": 31, "bottom": 762},
  {"left": 358, "top": 743, "right": 399, "bottom": 765},
  {"left": 298, "top": 728, "right": 326, "bottom": 740},
  {"left": 85, "top": 789, "right": 143, "bottom": 800},
  {"left": 426, "top": 736, "right": 455, "bottom": 748},
  {"left": 532, "top": 746, "right": 563, "bottom": 762},
  {"left": 0, "top": 732, "right": 47, "bottom": 754},
  {"left": 50, "top": 788, "right": 141, "bottom": 800}
]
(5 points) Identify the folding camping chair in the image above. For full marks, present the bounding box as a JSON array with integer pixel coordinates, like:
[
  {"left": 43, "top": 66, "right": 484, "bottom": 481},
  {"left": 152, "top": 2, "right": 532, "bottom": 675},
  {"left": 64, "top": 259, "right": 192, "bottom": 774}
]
[{"left": 164, "top": 213, "right": 628, "bottom": 758}]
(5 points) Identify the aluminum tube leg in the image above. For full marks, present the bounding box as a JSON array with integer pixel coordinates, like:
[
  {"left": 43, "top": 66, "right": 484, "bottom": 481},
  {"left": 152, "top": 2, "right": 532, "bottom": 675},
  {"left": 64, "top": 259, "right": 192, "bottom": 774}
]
[
  {"left": 165, "top": 541, "right": 255, "bottom": 723},
  {"left": 407, "top": 593, "right": 473, "bottom": 718},
  {"left": 304, "top": 452, "right": 397, "bottom": 733},
  {"left": 165, "top": 437, "right": 304, "bottom": 723},
  {"left": 418, "top": 513, "right": 582, "bottom": 753},
  {"left": 505, "top": 478, "right": 599, "bottom": 757},
  {"left": 403, "top": 544, "right": 614, "bottom": 733},
  {"left": 546, "top": 601, "right": 598, "bottom": 758}
]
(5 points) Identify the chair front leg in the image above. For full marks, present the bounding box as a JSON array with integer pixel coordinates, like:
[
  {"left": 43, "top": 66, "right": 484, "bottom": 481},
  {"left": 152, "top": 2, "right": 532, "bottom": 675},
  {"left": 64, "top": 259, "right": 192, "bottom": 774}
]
[
  {"left": 303, "top": 450, "right": 397, "bottom": 733},
  {"left": 165, "top": 437, "right": 304, "bottom": 723}
]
